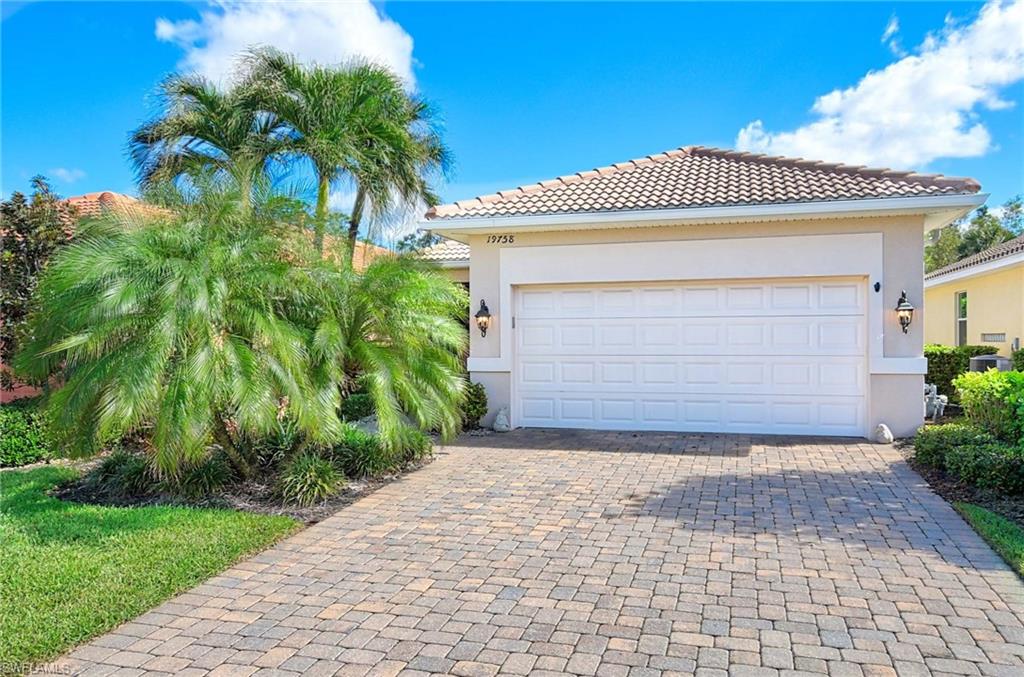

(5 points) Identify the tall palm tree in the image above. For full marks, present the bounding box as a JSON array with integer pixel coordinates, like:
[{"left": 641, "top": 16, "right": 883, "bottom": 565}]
[
  {"left": 130, "top": 74, "right": 284, "bottom": 215},
  {"left": 245, "top": 49, "right": 450, "bottom": 255},
  {"left": 14, "top": 179, "right": 342, "bottom": 478}
]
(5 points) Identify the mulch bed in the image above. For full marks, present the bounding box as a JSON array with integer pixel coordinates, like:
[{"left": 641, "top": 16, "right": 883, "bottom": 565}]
[
  {"left": 897, "top": 441, "right": 1024, "bottom": 528},
  {"left": 52, "top": 454, "right": 436, "bottom": 525}
]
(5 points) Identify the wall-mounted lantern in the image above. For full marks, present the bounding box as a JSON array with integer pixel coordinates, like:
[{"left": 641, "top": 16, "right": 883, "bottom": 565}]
[
  {"left": 474, "top": 300, "right": 492, "bottom": 337},
  {"left": 895, "top": 290, "right": 915, "bottom": 334}
]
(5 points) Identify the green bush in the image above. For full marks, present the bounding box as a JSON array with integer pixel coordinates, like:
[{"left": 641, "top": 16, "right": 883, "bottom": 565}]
[
  {"left": 1013, "top": 348, "right": 1024, "bottom": 372},
  {"left": 913, "top": 423, "right": 998, "bottom": 469},
  {"left": 925, "top": 344, "right": 999, "bottom": 398},
  {"left": 168, "top": 454, "right": 234, "bottom": 499},
  {"left": 340, "top": 393, "right": 374, "bottom": 422},
  {"left": 330, "top": 426, "right": 395, "bottom": 478},
  {"left": 278, "top": 451, "right": 344, "bottom": 506},
  {"left": 462, "top": 381, "right": 488, "bottom": 429},
  {"left": 945, "top": 443, "right": 1024, "bottom": 495},
  {"left": 0, "top": 399, "right": 52, "bottom": 467},
  {"left": 87, "top": 451, "right": 153, "bottom": 498},
  {"left": 397, "top": 428, "right": 432, "bottom": 464},
  {"left": 242, "top": 420, "right": 300, "bottom": 469},
  {"left": 954, "top": 369, "right": 1024, "bottom": 443}
]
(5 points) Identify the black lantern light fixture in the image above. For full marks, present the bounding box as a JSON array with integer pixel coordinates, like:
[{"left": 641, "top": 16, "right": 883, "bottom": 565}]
[
  {"left": 474, "top": 300, "right": 492, "bottom": 337},
  {"left": 895, "top": 290, "right": 915, "bottom": 334}
]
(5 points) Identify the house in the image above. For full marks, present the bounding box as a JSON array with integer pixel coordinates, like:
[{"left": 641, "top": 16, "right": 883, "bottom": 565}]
[
  {"left": 424, "top": 145, "right": 985, "bottom": 438},
  {"left": 924, "top": 234, "right": 1024, "bottom": 355},
  {"left": 418, "top": 238, "right": 469, "bottom": 283}
]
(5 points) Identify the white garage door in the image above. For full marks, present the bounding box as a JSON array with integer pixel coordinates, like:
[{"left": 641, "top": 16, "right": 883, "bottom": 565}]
[{"left": 514, "top": 278, "right": 867, "bottom": 436}]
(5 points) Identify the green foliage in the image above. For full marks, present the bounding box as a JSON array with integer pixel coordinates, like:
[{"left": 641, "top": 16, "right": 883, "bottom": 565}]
[
  {"left": 913, "top": 423, "right": 998, "bottom": 470},
  {"left": 1013, "top": 349, "right": 1024, "bottom": 372},
  {"left": 168, "top": 454, "right": 234, "bottom": 499},
  {"left": 340, "top": 393, "right": 374, "bottom": 421},
  {"left": 954, "top": 369, "right": 1024, "bottom": 443},
  {"left": 0, "top": 177, "right": 73, "bottom": 386},
  {"left": 956, "top": 503, "right": 1024, "bottom": 577},
  {"left": 13, "top": 182, "right": 344, "bottom": 478},
  {"left": 396, "top": 230, "right": 443, "bottom": 253},
  {"left": 925, "top": 344, "right": 999, "bottom": 398},
  {"left": 331, "top": 426, "right": 393, "bottom": 477},
  {"left": 945, "top": 443, "right": 1024, "bottom": 495},
  {"left": 397, "top": 427, "right": 432, "bottom": 464},
  {"left": 924, "top": 196, "right": 1022, "bottom": 273},
  {"left": 87, "top": 450, "right": 153, "bottom": 498},
  {"left": 0, "top": 398, "right": 52, "bottom": 467},
  {"left": 277, "top": 451, "right": 345, "bottom": 506},
  {"left": 0, "top": 465, "right": 297, "bottom": 669},
  {"left": 462, "top": 381, "right": 488, "bottom": 429}
]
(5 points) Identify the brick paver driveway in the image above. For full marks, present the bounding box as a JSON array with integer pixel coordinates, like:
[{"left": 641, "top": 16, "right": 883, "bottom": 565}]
[{"left": 56, "top": 431, "right": 1024, "bottom": 677}]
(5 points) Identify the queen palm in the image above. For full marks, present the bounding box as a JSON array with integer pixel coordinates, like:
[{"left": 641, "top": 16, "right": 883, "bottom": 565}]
[
  {"left": 14, "top": 180, "right": 342, "bottom": 478},
  {"left": 130, "top": 74, "right": 283, "bottom": 215},
  {"left": 245, "top": 48, "right": 450, "bottom": 255}
]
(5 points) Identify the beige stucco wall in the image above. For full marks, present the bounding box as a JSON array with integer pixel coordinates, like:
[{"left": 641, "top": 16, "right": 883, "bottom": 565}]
[
  {"left": 441, "top": 266, "right": 469, "bottom": 284},
  {"left": 466, "top": 214, "right": 927, "bottom": 436},
  {"left": 924, "top": 264, "right": 1024, "bottom": 355}
]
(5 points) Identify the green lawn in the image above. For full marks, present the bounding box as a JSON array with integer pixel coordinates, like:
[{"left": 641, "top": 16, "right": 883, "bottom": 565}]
[
  {"left": 956, "top": 502, "right": 1024, "bottom": 577},
  {"left": 0, "top": 466, "right": 298, "bottom": 670}
]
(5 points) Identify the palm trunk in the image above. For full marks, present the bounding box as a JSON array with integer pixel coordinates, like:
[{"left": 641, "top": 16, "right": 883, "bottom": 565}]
[
  {"left": 213, "top": 419, "right": 253, "bottom": 479},
  {"left": 346, "top": 186, "right": 366, "bottom": 264},
  {"left": 314, "top": 174, "right": 330, "bottom": 254},
  {"left": 238, "top": 173, "right": 252, "bottom": 219}
]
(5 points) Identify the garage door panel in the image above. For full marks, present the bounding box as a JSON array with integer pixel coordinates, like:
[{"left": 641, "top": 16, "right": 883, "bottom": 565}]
[{"left": 514, "top": 279, "right": 866, "bottom": 436}]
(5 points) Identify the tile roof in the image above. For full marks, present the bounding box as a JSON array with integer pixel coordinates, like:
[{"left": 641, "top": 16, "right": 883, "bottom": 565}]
[
  {"left": 66, "top": 191, "right": 146, "bottom": 218},
  {"left": 426, "top": 146, "right": 981, "bottom": 220},
  {"left": 418, "top": 238, "right": 469, "bottom": 263},
  {"left": 926, "top": 234, "right": 1024, "bottom": 280}
]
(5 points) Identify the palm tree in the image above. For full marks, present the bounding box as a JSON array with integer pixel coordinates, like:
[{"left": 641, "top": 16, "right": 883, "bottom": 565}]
[
  {"left": 129, "top": 74, "right": 284, "bottom": 215},
  {"left": 244, "top": 49, "right": 450, "bottom": 255},
  {"left": 14, "top": 179, "right": 342, "bottom": 478},
  {"left": 306, "top": 242, "right": 468, "bottom": 446}
]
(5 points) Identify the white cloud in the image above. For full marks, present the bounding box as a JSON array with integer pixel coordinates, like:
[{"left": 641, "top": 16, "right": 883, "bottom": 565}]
[
  {"left": 48, "top": 167, "right": 86, "bottom": 183},
  {"left": 736, "top": 0, "right": 1024, "bottom": 169},
  {"left": 880, "top": 15, "right": 906, "bottom": 57},
  {"left": 155, "top": 0, "right": 416, "bottom": 86}
]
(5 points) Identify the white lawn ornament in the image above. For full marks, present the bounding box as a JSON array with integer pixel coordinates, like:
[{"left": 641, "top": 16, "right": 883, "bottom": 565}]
[
  {"left": 874, "top": 423, "right": 894, "bottom": 444},
  {"left": 924, "top": 383, "right": 948, "bottom": 422},
  {"left": 493, "top": 407, "right": 511, "bottom": 432}
]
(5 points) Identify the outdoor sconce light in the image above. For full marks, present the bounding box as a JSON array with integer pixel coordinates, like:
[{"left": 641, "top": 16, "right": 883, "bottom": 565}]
[
  {"left": 474, "top": 300, "right": 492, "bottom": 337},
  {"left": 895, "top": 290, "right": 915, "bottom": 334}
]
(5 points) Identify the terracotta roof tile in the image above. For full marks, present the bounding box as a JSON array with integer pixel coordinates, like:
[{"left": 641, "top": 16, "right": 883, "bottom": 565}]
[
  {"left": 426, "top": 145, "right": 981, "bottom": 220},
  {"left": 418, "top": 238, "right": 469, "bottom": 263},
  {"left": 925, "top": 234, "right": 1024, "bottom": 280}
]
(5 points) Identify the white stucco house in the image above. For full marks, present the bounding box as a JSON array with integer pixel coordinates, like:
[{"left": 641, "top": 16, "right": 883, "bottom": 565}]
[{"left": 422, "top": 146, "right": 985, "bottom": 438}]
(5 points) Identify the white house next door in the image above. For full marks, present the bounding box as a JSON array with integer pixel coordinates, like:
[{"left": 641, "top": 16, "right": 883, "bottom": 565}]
[{"left": 513, "top": 278, "right": 867, "bottom": 436}]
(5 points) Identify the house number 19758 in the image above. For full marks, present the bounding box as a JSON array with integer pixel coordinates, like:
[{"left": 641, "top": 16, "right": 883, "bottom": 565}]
[{"left": 486, "top": 234, "right": 515, "bottom": 244}]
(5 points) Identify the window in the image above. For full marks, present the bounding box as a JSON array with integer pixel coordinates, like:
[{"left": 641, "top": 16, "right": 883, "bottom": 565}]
[{"left": 955, "top": 291, "right": 968, "bottom": 346}]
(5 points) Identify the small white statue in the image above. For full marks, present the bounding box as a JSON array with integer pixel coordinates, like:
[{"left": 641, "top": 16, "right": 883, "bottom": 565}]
[
  {"left": 924, "top": 383, "right": 948, "bottom": 422},
  {"left": 874, "top": 423, "right": 894, "bottom": 444},
  {"left": 492, "top": 406, "right": 511, "bottom": 432}
]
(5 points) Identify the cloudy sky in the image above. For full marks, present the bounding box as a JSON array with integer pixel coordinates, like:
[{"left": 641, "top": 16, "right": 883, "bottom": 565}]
[{"left": 3, "top": 0, "right": 1022, "bottom": 225}]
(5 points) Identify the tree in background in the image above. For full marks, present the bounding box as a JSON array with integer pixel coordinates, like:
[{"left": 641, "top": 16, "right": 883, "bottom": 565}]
[
  {"left": 395, "top": 230, "right": 443, "bottom": 252},
  {"left": 924, "top": 195, "right": 1022, "bottom": 273},
  {"left": 0, "top": 177, "right": 73, "bottom": 389},
  {"left": 245, "top": 48, "right": 450, "bottom": 256}
]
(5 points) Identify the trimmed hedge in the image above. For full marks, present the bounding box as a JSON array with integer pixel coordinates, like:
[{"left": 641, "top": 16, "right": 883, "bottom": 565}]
[
  {"left": 954, "top": 369, "right": 1024, "bottom": 444},
  {"left": 0, "top": 399, "right": 52, "bottom": 467},
  {"left": 1013, "top": 348, "right": 1024, "bottom": 372},
  {"left": 913, "top": 423, "right": 998, "bottom": 470},
  {"left": 462, "top": 381, "right": 488, "bottom": 429},
  {"left": 925, "top": 344, "right": 999, "bottom": 398},
  {"left": 913, "top": 423, "right": 1024, "bottom": 496}
]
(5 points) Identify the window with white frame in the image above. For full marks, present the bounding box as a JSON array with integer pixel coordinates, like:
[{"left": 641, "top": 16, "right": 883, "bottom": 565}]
[{"left": 955, "top": 291, "right": 968, "bottom": 346}]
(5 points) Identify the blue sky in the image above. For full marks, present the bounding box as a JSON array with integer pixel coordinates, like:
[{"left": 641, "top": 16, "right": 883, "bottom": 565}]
[{"left": 3, "top": 1, "right": 1022, "bottom": 229}]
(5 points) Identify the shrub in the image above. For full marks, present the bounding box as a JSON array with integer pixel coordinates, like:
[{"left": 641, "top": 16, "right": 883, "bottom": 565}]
[
  {"left": 0, "top": 399, "right": 51, "bottom": 467},
  {"left": 330, "top": 426, "right": 395, "bottom": 478},
  {"left": 242, "top": 420, "right": 300, "bottom": 470},
  {"left": 945, "top": 443, "right": 1024, "bottom": 495},
  {"left": 913, "top": 423, "right": 998, "bottom": 470},
  {"left": 954, "top": 369, "right": 1024, "bottom": 443},
  {"left": 278, "top": 451, "right": 344, "bottom": 506},
  {"left": 169, "top": 454, "right": 233, "bottom": 499},
  {"left": 340, "top": 393, "right": 374, "bottom": 422},
  {"left": 397, "top": 428, "right": 432, "bottom": 464},
  {"left": 925, "top": 344, "right": 999, "bottom": 398},
  {"left": 1013, "top": 348, "right": 1024, "bottom": 372},
  {"left": 462, "top": 381, "right": 488, "bottom": 429},
  {"left": 87, "top": 450, "right": 153, "bottom": 498}
]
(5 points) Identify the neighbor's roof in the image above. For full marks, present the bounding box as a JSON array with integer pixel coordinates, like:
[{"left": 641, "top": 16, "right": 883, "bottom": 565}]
[
  {"left": 66, "top": 191, "right": 146, "bottom": 218},
  {"left": 418, "top": 238, "right": 469, "bottom": 263},
  {"left": 926, "top": 234, "right": 1024, "bottom": 280},
  {"left": 426, "top": 146, "right": 981, "bottom": 220}
]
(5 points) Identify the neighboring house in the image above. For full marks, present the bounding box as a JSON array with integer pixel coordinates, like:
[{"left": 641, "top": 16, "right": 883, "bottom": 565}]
[
  {"left": 418, "top": 238, "right": 469, "bottom": 283},
  {"left": 924, "top": 234, "right": 1024, "bottom": 355},
  {"left": 424, "top": 145, "right": 984, "bottom": 438}
]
